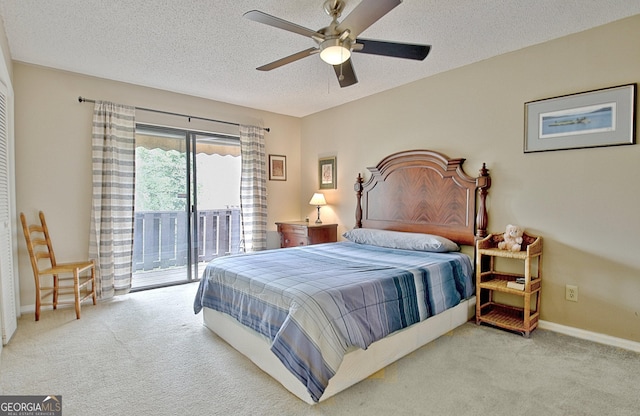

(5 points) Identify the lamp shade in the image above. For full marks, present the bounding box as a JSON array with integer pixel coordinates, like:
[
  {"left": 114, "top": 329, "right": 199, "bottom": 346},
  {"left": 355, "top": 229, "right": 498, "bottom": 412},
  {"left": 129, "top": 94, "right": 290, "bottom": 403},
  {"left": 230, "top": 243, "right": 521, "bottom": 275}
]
[{"left": 309, "top": 193, "right": 327, "bottom": 206}]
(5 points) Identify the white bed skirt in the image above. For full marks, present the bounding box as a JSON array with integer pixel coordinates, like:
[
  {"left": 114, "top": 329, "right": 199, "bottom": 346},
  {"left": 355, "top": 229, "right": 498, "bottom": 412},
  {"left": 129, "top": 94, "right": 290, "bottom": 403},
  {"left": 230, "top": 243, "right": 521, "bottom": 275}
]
[{"left": 201, "top": 296, "right": 476, "bottom": 404}]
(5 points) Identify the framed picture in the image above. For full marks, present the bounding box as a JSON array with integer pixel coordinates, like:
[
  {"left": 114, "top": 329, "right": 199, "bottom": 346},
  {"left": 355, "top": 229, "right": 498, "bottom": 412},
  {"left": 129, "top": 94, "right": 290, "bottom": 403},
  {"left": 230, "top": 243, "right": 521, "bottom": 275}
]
[
  {"left": 524, "top": 84, "right": 636, "bottom": 153},
  {"left": 318, "top": 156, "right": 337, "bottom": 189},
  {"left": 268, "top": 154, "right": 286, "bottom": 181}
]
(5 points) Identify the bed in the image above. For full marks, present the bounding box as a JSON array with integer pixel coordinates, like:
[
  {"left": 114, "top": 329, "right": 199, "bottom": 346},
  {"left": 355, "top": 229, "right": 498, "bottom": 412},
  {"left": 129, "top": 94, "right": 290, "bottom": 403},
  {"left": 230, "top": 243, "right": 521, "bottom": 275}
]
[{"left": 194, "top": 149, "right": 491, "bottom": 404}]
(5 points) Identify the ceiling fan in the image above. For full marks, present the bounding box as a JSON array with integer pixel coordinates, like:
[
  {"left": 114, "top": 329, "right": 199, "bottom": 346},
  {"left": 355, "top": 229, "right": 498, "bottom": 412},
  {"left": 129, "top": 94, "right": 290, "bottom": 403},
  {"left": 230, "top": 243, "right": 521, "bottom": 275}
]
[{"left": 244, "top": 0, "right": 431, "bottom": 88}]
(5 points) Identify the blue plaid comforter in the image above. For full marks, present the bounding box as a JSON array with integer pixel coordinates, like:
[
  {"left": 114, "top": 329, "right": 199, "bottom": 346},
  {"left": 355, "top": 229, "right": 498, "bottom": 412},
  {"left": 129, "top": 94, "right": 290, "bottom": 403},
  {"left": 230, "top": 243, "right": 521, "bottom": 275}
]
[{"left": 194, "top": 241, "right": 474, "bottom": 402}]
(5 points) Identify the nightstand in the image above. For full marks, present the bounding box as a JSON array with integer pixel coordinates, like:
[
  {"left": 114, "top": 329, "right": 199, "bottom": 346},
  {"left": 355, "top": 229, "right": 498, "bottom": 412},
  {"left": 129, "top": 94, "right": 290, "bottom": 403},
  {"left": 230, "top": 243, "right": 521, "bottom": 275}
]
[{"left": 276, "top": 221, "right": 338, "bottom": 248}]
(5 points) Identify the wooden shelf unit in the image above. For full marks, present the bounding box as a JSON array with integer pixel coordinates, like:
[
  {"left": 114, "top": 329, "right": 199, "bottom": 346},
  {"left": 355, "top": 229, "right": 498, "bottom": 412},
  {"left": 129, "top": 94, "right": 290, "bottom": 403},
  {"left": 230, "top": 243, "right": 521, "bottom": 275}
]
[{"left": 475, "top": 232, "right": 543, "bottom": 337}]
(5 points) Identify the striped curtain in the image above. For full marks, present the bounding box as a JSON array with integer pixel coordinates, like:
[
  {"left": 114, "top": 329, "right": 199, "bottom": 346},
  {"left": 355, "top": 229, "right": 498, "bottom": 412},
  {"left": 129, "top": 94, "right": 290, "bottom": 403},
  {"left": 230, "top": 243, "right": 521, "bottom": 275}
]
[
  {"left": 239, "top": 124, "right": 267, "bottom": 252},
  {"left": 89, "top": 101, "right": 136, "bottom": 299}
]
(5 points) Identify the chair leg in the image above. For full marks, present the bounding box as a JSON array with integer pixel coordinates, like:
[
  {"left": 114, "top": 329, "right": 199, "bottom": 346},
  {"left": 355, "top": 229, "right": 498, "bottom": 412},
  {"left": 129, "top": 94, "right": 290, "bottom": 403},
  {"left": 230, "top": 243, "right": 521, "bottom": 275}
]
[
  {"left": 34, "top": 276, "right": 41, "bottom": 321},
  {"left": 53, "top": 274, "right": 59, "bottom": 309},
  {"left": 91, "top": 265, "right": 97, "bottom": 305},
  {"left": 74, "top": 269, "right": 81, "bottom": 319},
  {"left": 35, "top": 294, "right": 41, "bottom": 321}
]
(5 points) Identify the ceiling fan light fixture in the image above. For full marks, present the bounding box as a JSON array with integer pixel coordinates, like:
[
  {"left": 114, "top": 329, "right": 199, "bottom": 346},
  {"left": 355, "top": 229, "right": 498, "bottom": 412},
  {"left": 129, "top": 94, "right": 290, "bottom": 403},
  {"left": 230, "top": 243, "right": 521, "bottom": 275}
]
[{"left": 319, "top": 39, "right": 351, "bottom": 65}]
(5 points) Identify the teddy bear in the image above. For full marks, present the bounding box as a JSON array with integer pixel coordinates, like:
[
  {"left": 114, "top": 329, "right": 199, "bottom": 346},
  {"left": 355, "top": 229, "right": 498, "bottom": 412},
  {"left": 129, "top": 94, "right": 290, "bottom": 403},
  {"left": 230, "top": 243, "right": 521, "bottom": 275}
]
[{"left": 498, "top": 224, "right": 524, "bottom": 252}]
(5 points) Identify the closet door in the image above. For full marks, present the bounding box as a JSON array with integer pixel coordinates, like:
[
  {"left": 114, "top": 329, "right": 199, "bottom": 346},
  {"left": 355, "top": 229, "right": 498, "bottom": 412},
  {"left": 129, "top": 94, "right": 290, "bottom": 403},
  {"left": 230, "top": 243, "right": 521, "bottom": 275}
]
[{"left": 0, "top": 82, "right": 17, "bottom": 344}]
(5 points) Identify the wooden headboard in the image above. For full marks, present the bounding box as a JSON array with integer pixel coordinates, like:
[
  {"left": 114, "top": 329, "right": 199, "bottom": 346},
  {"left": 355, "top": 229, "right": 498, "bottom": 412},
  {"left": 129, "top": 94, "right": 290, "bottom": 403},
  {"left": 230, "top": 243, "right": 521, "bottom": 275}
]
[{"left": 354, "top": 150, "right": 491, "bottom": 246}]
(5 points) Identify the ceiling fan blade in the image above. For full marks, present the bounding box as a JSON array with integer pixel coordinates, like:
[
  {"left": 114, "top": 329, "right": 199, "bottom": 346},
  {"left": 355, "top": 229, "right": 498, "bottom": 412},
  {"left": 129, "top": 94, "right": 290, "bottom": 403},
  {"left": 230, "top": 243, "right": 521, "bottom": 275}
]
[
  {"left": 256, "top": 47, "right": 318, "bottom": 71},
  {"left": 336, "top": 0, "right": 402, "bottom": 37},
  {"left": 354, "top": 38, "right": 431, "bottom": 60},
  {"left": 333, "top": 58, "right": 358, "bottom": 88},
  {"left": 244, "top": 10, "right": 321, "bottom": 39}
]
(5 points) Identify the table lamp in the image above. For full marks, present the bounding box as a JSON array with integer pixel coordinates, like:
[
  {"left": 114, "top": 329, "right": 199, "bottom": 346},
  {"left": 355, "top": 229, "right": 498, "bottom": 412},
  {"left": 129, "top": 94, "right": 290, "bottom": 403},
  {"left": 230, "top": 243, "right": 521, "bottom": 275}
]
[{"left": 308, "top": 192, "right": 327, "bottom": 224}]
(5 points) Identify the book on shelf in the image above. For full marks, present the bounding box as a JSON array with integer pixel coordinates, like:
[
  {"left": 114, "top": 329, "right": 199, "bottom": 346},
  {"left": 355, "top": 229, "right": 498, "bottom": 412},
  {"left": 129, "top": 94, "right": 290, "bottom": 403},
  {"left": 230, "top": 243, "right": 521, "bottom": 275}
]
[{"left": 507, "top": 278, "right": 526, "bottom": 291}]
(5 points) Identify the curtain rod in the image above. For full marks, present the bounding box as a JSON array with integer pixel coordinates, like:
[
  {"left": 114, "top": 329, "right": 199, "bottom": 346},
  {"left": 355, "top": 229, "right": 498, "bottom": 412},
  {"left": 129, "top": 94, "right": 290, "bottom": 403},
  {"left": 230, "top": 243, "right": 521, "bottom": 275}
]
[{"left": 78, "top": 96, "right": 270, "bottom": 132}]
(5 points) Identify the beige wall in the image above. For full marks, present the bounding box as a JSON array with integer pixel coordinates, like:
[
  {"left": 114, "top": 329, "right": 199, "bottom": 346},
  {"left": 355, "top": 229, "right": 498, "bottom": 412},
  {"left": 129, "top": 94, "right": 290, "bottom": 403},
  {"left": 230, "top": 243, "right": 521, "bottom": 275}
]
[
  {"left": 300, "top": 15, "right": 640, "bottom": 342},
  {"left": 10, "top": 15, "right": 640, "bottom": 343},
  {"left": 13, "top": 63, "right": 302, "bottom": 310}
]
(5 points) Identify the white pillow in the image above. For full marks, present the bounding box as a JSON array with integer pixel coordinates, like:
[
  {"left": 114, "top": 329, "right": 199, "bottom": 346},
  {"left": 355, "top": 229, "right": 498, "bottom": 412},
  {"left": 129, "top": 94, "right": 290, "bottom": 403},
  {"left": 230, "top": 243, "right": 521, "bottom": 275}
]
[{"left": 342, "top": 228, "right": 460, "bottom": 252}]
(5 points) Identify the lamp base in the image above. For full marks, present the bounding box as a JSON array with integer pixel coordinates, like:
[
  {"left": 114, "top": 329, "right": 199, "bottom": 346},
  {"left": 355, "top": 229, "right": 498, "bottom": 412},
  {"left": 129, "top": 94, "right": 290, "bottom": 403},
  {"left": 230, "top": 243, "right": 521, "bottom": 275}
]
[{"left": 315, "top": 205, "right": 322, "bottom": 224}]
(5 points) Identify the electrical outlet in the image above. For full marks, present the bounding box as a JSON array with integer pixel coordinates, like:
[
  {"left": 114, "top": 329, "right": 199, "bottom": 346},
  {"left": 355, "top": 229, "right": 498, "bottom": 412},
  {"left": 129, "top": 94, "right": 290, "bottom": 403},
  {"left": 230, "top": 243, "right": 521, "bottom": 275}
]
[{"left": 566, "top": 285, "right": 578, "bottom": 302}]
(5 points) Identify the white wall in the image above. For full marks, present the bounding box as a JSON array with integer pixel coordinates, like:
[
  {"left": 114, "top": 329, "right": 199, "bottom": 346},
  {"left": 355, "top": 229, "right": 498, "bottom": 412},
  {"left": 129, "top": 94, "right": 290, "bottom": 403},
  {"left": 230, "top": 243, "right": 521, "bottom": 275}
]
[{"left": 300, "top": 15, "right": 640, "bottom": 342}]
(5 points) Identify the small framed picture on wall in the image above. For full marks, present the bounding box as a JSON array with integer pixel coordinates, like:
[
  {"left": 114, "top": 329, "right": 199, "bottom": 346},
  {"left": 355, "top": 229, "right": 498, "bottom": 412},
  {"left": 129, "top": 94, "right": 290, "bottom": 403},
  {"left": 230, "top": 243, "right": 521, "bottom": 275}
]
[
  {"left": 269, "top": 154, "right": 286, "bottom": 181},
  {"left": 318, "top": 156, "right": 337, "bottom": 189}
]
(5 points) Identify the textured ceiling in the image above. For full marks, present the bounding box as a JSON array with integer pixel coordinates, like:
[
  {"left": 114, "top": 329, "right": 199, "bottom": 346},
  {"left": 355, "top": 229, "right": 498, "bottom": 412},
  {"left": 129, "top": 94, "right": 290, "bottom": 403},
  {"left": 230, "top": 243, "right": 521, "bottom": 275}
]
[{"left": 1, "top": 1, "right": 639, "bottom": 117}]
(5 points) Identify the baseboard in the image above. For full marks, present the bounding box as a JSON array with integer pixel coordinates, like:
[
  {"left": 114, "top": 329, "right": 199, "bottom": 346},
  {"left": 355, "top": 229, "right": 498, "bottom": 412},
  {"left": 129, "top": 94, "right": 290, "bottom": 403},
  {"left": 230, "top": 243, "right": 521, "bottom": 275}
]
[
  {"left": 20, "top": 304, "right": 34, "bottom": 315},
  {"left": 20, "top": 303, "right": 36, "bottom": 315},
  {"left": 539, "top": 320, "right": 640, "bottom": 353},
  {"left": 20, "top": 303, "right": 76, "bottom": 315}
]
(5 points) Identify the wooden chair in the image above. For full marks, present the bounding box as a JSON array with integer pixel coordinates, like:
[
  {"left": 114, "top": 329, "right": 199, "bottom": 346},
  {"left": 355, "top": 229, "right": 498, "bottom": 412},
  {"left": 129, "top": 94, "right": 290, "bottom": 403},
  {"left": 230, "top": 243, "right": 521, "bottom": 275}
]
[{"left": 20, "top": 211, "right": 97, "bottom": 321}]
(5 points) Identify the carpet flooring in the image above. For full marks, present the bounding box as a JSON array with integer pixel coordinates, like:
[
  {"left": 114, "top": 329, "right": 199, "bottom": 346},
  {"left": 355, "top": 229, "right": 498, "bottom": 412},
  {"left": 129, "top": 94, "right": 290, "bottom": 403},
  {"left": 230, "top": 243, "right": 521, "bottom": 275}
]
[{"left": 1, "top": 282, "right": 638, "bottom": 416}]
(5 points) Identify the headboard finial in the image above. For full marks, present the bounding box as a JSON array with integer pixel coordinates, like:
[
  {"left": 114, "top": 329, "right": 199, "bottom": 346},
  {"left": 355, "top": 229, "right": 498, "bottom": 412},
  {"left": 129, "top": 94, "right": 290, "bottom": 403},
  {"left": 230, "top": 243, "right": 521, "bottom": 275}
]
[
  {"left": 354, "top": 173, "right": 364, "bottom": 228},
  {"left": 480, "top": 163, "right": 489, "bottom": 177},
  {"left": 475, "top": 163, "right": 491, "bottom": 240}
]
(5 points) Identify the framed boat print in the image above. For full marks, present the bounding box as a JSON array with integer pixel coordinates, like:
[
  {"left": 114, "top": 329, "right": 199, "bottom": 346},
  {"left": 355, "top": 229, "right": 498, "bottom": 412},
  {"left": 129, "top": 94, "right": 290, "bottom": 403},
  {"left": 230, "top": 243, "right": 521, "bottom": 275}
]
[
  {"left": 318, "top": 157, "right": 337, "bottom": 189},
  {"left": 524, "top": 84, "right": 636, "bottom": 153},
  {"left": 268, "top": 154, "right": 286, "bottom": 181}
]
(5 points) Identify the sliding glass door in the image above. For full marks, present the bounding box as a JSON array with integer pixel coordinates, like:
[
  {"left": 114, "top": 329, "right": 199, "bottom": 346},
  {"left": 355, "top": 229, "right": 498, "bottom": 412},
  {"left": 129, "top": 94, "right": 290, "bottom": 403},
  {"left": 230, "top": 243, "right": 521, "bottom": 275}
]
[{"left": 132, "top": 125, "right": 241, "bottom": 290}]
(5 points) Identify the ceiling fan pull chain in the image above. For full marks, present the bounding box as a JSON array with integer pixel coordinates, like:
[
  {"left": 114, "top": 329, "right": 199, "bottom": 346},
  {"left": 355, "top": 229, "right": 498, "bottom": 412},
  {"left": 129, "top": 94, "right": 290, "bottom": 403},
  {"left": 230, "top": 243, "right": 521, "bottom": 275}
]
[{"left": 337, "top": 46, "right": 345, "bottom": 81}]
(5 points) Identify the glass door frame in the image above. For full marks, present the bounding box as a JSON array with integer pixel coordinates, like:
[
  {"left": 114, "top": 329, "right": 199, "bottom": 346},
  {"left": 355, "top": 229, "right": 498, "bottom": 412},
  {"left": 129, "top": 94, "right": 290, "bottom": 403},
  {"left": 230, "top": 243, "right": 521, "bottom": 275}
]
[
  {"left": 186, "top": 130, "right": 198, "bottom": 282},
  {"left": 132, "top": 124, "right": 199, "bottom": 290},
  {"left": 132, "top": 124, "right": 241, "bottom": 291}
]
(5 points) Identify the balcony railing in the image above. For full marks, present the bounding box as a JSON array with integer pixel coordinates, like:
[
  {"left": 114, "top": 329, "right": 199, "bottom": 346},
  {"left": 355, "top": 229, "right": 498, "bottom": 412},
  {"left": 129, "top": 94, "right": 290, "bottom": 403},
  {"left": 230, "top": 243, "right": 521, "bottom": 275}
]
[{"left": 133, "top": 209, "right": 241, "bottom": 272}]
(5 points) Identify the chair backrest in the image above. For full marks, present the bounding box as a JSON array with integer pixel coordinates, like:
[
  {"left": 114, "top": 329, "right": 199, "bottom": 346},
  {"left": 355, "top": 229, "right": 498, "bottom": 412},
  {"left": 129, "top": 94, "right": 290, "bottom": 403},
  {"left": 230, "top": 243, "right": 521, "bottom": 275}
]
[{"left": 20, "top": 211, "right": 58, "bottom": 277}]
